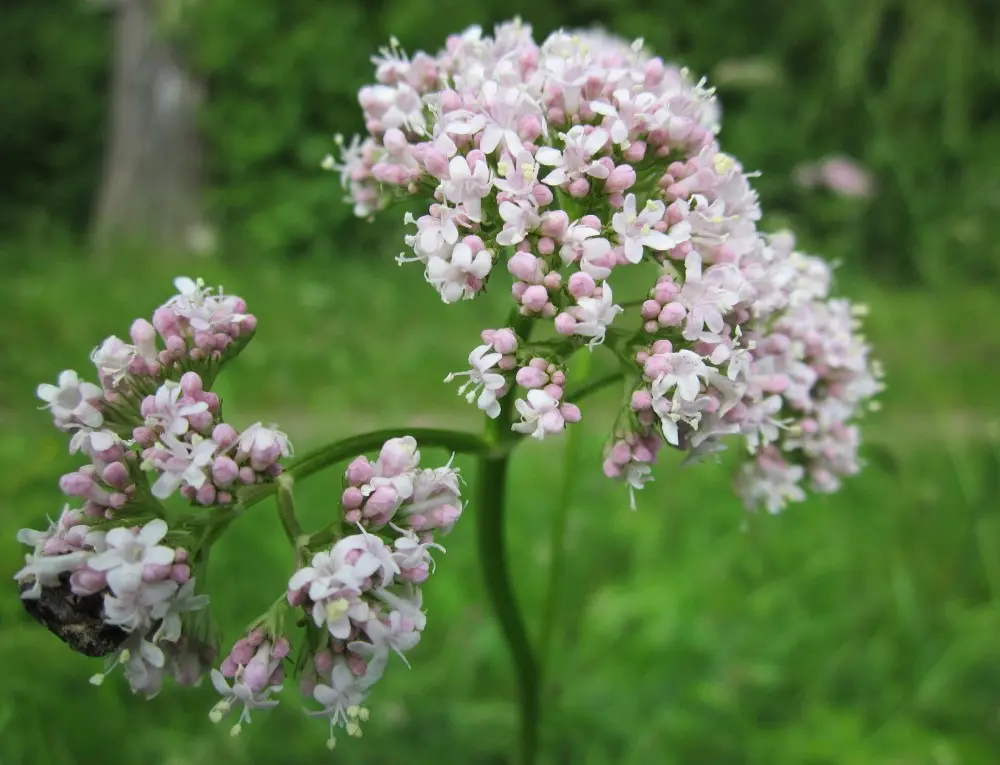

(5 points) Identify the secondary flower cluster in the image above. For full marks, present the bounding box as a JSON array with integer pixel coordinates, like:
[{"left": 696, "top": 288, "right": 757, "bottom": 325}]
[
  {"left": 206, "top": 436, "right": 461, "bottom": 749},
  {"left": 329, "top": 20, "right": 883, "bottom": 511},
  {"left": 17, "top": 277, "right": 289, "bottom": 697}
]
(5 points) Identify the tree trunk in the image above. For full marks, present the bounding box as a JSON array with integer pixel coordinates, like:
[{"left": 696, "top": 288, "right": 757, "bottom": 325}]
[{"left": 91, "top": 0, "right": 206, "bottom": 255}]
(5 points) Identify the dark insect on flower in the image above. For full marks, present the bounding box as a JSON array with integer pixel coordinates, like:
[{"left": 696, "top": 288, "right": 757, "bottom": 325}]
[{"left": 18, "top": 574, "right": 127, "bottom": 658}]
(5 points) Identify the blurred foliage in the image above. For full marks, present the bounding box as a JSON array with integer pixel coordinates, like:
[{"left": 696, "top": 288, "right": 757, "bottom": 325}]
[{"left": 3, "top": 0, "right": 1000, "bottom": 282}]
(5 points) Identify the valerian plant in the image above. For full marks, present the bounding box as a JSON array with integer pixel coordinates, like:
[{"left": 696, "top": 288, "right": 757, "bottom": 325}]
[{"left": 16, "top": 19, "right": 883, "bottom": 764}]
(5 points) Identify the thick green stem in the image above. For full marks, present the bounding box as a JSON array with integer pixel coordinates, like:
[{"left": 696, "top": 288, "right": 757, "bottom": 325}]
[
  {"left": 474, "top": 311, "right": 541, "bottom": 765},
  {"left": 477, "top": 439, "right": 539, "bottom": 765}
]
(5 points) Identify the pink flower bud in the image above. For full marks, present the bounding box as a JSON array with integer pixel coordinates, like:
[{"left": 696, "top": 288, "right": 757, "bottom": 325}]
[
  {"left": 623, "top": 140, "right": 647, "bottom": 162},
  {"left": 537, "top": 236, "right": 555, "bottom": 255},
  {"left": 230, "top": 638, "right": 254, "bottom": 666},
  {"left": 152, "top": 307, "right": 181, "bottom": 339},
  {"left": 631, "top": 390, "right": 653, "bottom": 410},
  {"left": 212, "top": 456, "right": 239, "bottom": 487},
  {"left": 603, "top": 459, "right": 622, "bottom": 478},
  {"left": 532, "top": 184, "right": 554, "bottom": 206},
  {"left": 439, "top": 89, "right": 462, "bottom": 112},
  {"left": 507, "top": 252, "right": 542, "bottom": 283},
  {"left": 567, "top": 272, "right": 596, "bottom": 299},
  {"left": 179, "top": 372, "right": 203, "bottom": 397},
  {"left": 273, "top": 638, "right": 291, "bottom": 660},
  {"left": 101, "top": 462, "right": 130, "bottom": 489},
  {"left": 170, "top": 563, "right": 191, "bottom": 583},
  {"left": 364, "top": 485, "right": 399, "bottom": 522},
  {"left": 422, "top": 147, "right": 450, "bottom": 178},
  {"left": 568, "top": 177, "right": 590, "bottom": 198},
  {"left": 543, "top": 384, "right": 564, "bottom": 400},
  {"left": 209, "top": 424, "right": 237, "bottom": 450},
  {"left": 604, "top": 164, "right": 637, "bottom": 193},
  {"left": 345, "top": 456, "right": 374, "bottom": 486},
  {"left": 518, "top": 114, "right": 543, "bottom": 141},
  {"left": 516, "top": 366, "right": 548, "bottom": 389},
  {"left": 640, "top": 299, "right": 662, "bottom": 320},
  {"left": 560, "top": 403, "right": 582, "bottom": 423},
  {"left": 141, "top": 563, "right": 171, "bottom": 582},
  {"left": 196, "top": 483, "right": 217, "bottom": 506},
  {"left": 542, "top": 272, "right": 562, "bottom": 290},
  {"left": 658, "top": 302, "right": 687, "bottom": 327},
  {"left": 521, "top": 285, "right": 549, "bottom": 312},
  {"left": 342, "top": 486, "right": 364, "bottom": 510},
  {"left": 238, "top": 466, "right": 255, "bottom": 484},
  {"left": 492, "top": 328, "right": 518, "bottom": 354},
  {"left": 69, "top": 568, "right": 107, "bottom": 596},
  {"left": 611, "top": 442, "right": 632, "bottom": 464},
  {"left": 554, "top": 312, "right": 577, "bottom": 335},
  {"left": 539, "top": 210, "right": 569, "bottom": 238},
  {"left": 644, "top": 355, "right": 670, "bottom": 378},
  {"left": 579, "top": 214, "right": 602, "bottom": 229},
  {"left": 402, "top": 563, "right": 430, "bottom": 583},
  {"left": 651, "top": 339, "right": 673, "bottom": 354},
  {"left": 512, "top": 281, "right": 528, "bottom": 299}
]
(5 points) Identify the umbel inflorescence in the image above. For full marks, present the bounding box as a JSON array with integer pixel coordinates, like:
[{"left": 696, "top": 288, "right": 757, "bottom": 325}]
[
  {"left": 327, "top": 19, "right": 883, "bottom": 510},
  {"left": 16, "top": 278, "right": 462, "bottom": 749}
]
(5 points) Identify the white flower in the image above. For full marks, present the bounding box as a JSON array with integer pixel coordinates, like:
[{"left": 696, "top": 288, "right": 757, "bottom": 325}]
[
  {"left": 652, "top": 350, "right": 710, "bottom": 402},
  {"left": 151, "top": 578, "right": 211, "bottom": 643},
  {"left": 535, "top": 126, "right": 609, "bottom": 185},
  {"left": 559, "top": 223, "right": 611, "bottom": 269},
  {"left": 146, "top": 434, "right": 217, "bottom": 500},
  {"left": 87, "top": 518, "right": 176, "bottom": 595},
  {"left": 103, "top": 578, "right": 179, "bottom": 632},
  {"left": 364, "top": 610, "right": 422, "bottom": 665},
  {"left": 425, "top": 242, "right": 492, "bottom": 303},
  {"left": 308, "top": 660, "right": 373, "bottom": 747},
  {"left": 168, "top": 277, "right": 247, "bottom": 333},
  {"left": 440, "top": 156, "right": 492, "bottom": 221},
  {"left": 209, "top": 665, "right": 282, "bottom": 733},
  {"left": 237, "top": 422, "right": 293, "bottom": 468},
  {"left": 511, "top": 389, "right": 565, "bottom": 440},
  {"left": 314, "top": 595, "right": 370, "bottom": 640},
  {"left": 145, "top": 380, "right": 208, "bottom": 438},
  {"left": 91, "top": 336, "right": 136, "bottom": 388},
  {"left": 735, "top": 458, "right": 806, "bottom": 514},
  {"left": 571, "top": 283, "right": 623, "bottom": 348},
  {"left": 590, "top": 89, "right": 659, "bottom": 146},
  {"left": 678, "top": 251, "right": 749, "bottom": 341},
  {"left": 496, "top": 199, "right": 540, "bottom": 246},
  {"left": 14, "top": 550, "right": 91, "bottom": 600},
  {"left": 391, "top": 525, "right": 445, "bottom": 573},
  {"left": 493, "top": 151, "right": 539, "bottom": 202},
  {"left": 68, "top": 428, "right": 119, "bottom": 457},
  {"left": 371, "top": 584, "right": 426, "bottom": 631},
  {"left": 623, "top": 463, "right": 654, "bottom": 510},
  {"left": 612, "top": 194, "right": 689, "bottom": 263},
  {"left": 444, "top": 344, "right": 506, "bottom": 418},
  {"left": 37, "top": 370, "right": 104, "bottom": 430}
]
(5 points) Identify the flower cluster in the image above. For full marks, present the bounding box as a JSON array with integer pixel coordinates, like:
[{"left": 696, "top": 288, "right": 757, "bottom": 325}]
[
  {"left": 204, "top": 436, "right": 460, "bottom": 749},
  {"left": 330, "top": 20, "right": 882, "bottom": 511},
  {"left": 16, "top": 510, "right": 210, "bottom": 696},
  {"left": 17, "top": 277, "right": 288, "bottom": 697}
]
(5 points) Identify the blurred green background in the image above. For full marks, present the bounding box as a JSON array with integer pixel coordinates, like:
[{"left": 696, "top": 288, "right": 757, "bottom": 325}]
[{"left": 2, "top": 1, "right": 999, "bottom": 764}]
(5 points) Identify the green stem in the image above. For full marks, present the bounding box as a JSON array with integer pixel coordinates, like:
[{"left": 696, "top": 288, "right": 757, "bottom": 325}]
[
  {"left": 237, "top": 426, "right": 492, "bottom": 510},
  {"left": 477, "top": 436, "right": 539, "bottom": 765},
  {"left": 475, "top": 311, "right": 540, "bottom": 765},
  {"left": 275, "top": 474, "right": 303, "bottom": 548},
  {"left": 538, "top": 352, "right": 591, "bottom": 692}
]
